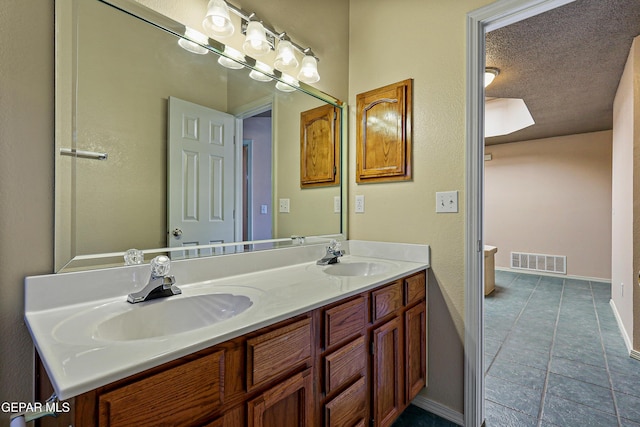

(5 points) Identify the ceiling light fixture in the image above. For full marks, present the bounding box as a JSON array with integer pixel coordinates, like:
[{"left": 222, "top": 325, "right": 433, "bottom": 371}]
[
  {"left": 485, "top": 67, "right": 500, "bottom": 88},
  {"left": 249, "top": 61, "right": 274, "bottom": 82},
  {"left": 202, "top": 0, "right": 234, "bottom": 38},
  {"left": 297, "top": 54, "right": 320, "bottom": 84},
  {"left": 243, "top": 20, "right": 271, "bottom": 56},
  {"left": 178, "top": 27, "right": 209, "bottom": 55},
  {"left": 275, "top": 74, "right": 299, "bottom": 92},
  {"left": 201, "top": 0, "right": 321, "bottom": 85},
  {"left": 217, "top": 46, "right": 245, "bottom": 69},
  {"left": 274, "top": 38, "right": 299, "bottom": 72}
]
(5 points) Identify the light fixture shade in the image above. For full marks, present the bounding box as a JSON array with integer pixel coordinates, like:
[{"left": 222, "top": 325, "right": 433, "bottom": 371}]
[
  {"left": 178, "top": 28, "right": 209, "bottom": 55},
  {"left": 249, "top": 61, "right": 273, "bottom": 82},
  {"left": 484, "top": 67, "right": 500, "bottom": 88},
  {"left": 217, "top": 46, "right": 245, "bottom": 70},
  {"left": 485, "top": 97, "right": 535, "bottom": 137},
  {"left": 274, "top": 40, "right": 299, "bottom": 72},
  {"left": 243, "top": 21, "right": 270, "bottom": 56},
  {"left": 202, "top": 0, "right": 234, "bottom": 38},
  {"left": 275, "top": 74, "right": 299, "bottom": 92},
  {"left": 297, "top": 55, "right": 320, "bottom": 83}
]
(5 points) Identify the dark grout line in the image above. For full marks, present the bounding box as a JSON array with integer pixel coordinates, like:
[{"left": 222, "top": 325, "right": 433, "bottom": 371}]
[
  {"left": 535, "top": 277, "right": 565, "bottom": 427},
  {"left": 485, "top": 274, "right": 542, "bottom": 376}
]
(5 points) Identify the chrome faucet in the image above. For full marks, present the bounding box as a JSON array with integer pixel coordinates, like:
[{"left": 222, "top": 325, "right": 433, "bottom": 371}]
[
  {"left": 127, "top": 255, "right": 182, "bottom": 303},
  {"left": 317, "top": 240, "right": 345, "bottom": 265}
]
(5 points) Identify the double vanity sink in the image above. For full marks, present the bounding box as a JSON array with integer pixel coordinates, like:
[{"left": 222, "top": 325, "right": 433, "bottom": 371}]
[{"left": 25, "top": 240, "right": 429, "bottom": 401}]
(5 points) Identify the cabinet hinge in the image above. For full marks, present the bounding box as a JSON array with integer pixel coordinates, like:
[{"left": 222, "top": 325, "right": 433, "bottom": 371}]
[
  {"left": 370, "top": 418, "right": 375, "bottom": 427},
  {"left": 334, "top": 165, "right": 337, "bottom": 177},
  {"left": 370, "top": 341, "right": 375, "bottom": 355}
]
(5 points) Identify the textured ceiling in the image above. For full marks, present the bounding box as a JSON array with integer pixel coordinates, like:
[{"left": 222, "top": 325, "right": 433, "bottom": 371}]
[{"left": 485, "top": 0, "right": 640, "bottom": 145}]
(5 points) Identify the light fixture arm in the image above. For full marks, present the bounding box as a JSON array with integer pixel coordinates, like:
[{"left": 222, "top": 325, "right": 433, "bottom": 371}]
[{"left": 224, "top": 0, "right": 319, "bottom": 61}]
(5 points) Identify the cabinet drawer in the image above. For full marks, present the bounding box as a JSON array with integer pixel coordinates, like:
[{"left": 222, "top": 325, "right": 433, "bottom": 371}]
[
  {"left": 324, "top": 336, "right": 366, "bottom": 394},
  {"left": 404, "top": 271, "right": 426, "bottom": 306},
  {"left": 98, "top": 350, "right": 224, "bottom": 427},
  {"left": 324, "top": 376, "right": 367, "bottom": 427},
  {"left": 324, "top": 296, "right": 366, "bottom": 348},
  {"left": 247, "top": 318, "right": 312, "bottom": 390},
  {"left": 371, "top": 281, "right": 402, "bottom": 321}
]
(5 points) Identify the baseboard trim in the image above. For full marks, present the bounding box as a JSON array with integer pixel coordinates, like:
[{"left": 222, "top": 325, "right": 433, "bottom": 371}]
[
  {"left": 412, "top": 394, "right": 465, "bottom": 426},
  {"left": 495, "top": 267, "right": 610, "bottom": 283},
  {"left": 610, "top": 299, "right": 633, "bottom": 354}
]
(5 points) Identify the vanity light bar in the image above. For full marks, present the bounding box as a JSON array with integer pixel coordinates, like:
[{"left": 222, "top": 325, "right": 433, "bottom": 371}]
[
  {"left": 60, "top": 148, "right": 108, "bottom": 161},
  {"left": 224, "top": 1, "right": 318, "bottom": 61}
]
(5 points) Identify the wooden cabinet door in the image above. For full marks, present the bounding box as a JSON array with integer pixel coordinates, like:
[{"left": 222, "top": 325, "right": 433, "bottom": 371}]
[
  {"left": 356, "top": 79, "right": 412, "bottom": 183},
  {"left": 300, "top": 104, "right": 340, "bottom": 188},
  {"left": 247, "top": 368, "right": 314, "bottom": 427},
  {"left": 405, "top": 303, "right": 427, "bottom": 402},
  {"left": 371, "top": 317, "right": 403, "bottom": 427}
]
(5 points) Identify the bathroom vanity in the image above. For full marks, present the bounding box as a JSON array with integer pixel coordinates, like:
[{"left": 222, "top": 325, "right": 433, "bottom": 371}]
[{"left": 26, "top": 241, "right": 429, "bottom": 427}]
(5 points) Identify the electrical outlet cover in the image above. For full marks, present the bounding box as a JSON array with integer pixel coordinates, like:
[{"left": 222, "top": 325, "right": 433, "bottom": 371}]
[
  {"left": 334, "top": 196, "right": 341, "bottom": 213},
  {"left": 355, "top": 195, "right": 365, "bottom": 213},
  {"left": 279, "top": 198, "right": 290, "bottom": 213}
]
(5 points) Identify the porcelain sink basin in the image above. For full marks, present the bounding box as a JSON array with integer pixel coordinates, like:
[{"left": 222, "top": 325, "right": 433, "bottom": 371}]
[
  {"left": 53, "top": 292, "right": 255, "bottom": 343},
  {"left": 95, "top": 293, "right": 252, "bottom": 341},
  {"left": 322, "top": 261, "right": 391, "bottom": 277}
]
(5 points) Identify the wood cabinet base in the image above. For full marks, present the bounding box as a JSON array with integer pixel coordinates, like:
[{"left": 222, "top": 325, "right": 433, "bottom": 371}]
[{"left": 38, "top": 271, "right": 427, "bottom": 427}]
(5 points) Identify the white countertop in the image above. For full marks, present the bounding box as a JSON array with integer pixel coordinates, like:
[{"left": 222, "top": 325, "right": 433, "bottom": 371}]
[{"left": 25, "top": 240, "right": 429, "bottom": 400}]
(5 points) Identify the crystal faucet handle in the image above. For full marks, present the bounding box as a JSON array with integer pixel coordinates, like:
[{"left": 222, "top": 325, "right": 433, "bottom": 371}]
[
  {"left": 124, "top": 249, "right": 144, "bottom": 265},
  {"left": 150, "top": 255, "right": 171, "bottom": 277}
]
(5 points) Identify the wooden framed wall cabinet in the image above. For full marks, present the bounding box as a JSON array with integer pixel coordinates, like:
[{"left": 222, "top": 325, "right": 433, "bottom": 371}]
[
  {"left": 356, "top": 79, "right": 413, "bottom": 183},
  {"left": 300, "top": 104, "right": 341, "bottom": 188}
]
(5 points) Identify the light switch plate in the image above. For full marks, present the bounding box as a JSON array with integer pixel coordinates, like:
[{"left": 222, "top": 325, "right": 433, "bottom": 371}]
[
  {"left": 355, "top": 195, "right": 365, "bottom": 213},
  {"left": 436, "top": 191, "right": 458, "bottom": 213},
  {"left": 279, "top": 198, "right": 290, "bottom": 213},
  {"left": 261, "top": 204, "right": 268, "bottom": 214}
]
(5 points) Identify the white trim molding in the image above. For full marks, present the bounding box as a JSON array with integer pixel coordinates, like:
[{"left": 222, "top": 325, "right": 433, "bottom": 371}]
[
  {"left": 413, "top": 395, "right": 464, "bottom": 426},
  {"left": 465, "top": 1, "right": 576, "bottom": 426},
  {"left": 495, "top": 266, "right": 611, "bottom": 284},
  {"left": 610, "top": 299, "right": 633, "bottom": 355}
]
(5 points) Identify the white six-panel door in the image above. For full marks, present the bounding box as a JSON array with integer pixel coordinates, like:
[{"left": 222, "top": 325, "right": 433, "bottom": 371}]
[{"left": 167, "top": 96, "right": 235, "bottom": 256}]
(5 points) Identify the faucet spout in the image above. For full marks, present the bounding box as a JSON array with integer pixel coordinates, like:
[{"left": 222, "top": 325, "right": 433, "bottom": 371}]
[
  {"left": 316, "top": 240, "right": 345, "bottom": 265},
  {"left": 127, "top": 256, "right": 182, "bottom": 304}
]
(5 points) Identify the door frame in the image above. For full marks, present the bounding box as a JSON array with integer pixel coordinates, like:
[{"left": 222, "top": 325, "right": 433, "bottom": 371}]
[
  {"left": 242, "top": 139, "right": 253, "bottom": 241},
  {"left": 464, "top": 1, "right": 575, "bottom": 426}
]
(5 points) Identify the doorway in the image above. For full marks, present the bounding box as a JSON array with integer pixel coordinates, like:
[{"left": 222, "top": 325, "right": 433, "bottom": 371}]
[
  {"left": 240, "top": 107, "right": 273, "bottom": 241},
  {"left": 465, "top": 1, "right": 578, "bottom": 426}
]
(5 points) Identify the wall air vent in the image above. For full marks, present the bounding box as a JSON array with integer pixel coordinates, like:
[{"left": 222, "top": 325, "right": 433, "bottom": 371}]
[{"left": 510, "top": 252, "right": 566, "bottom": 275}]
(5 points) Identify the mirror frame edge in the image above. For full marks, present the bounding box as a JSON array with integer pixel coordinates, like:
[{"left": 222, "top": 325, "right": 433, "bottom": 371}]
[{"left": 53, "top": 0, "right": 348, "bottom": 273}]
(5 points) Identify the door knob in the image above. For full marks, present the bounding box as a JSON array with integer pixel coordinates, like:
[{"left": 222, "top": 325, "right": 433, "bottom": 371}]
[{"left": 172, "top": 228, "right": 183, "bottom": 237}]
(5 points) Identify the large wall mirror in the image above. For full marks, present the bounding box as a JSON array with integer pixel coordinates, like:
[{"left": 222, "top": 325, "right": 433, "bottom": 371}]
[{"left": 55, "top": 0, "right": 346, "bottom": 272}]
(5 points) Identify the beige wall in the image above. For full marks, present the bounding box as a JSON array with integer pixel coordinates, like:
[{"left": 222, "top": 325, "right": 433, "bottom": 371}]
[
  {"left": 0, "top": 0, "right": 348, "bottom": 419},
  {"left": 612, "top": 36, "right": 640, "bottom": 350},
  {"left": 485, "top": 131, "right": 612, "bottom": 280},
  {"left": 0, "top": 0, "right": 54, "bottom": 416},
  {"left": 349, "top": 0, "right": 492, "bottom": 414}
]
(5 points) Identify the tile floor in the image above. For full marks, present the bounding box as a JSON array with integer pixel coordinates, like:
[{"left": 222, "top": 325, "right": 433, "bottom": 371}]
[{"left": 393, "top": 271, "right": 640, "bottom": 427}]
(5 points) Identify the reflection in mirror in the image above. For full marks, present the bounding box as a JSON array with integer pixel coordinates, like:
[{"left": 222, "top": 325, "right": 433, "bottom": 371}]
[{"left": 55, "top": 0, "right": 345, "bottom": 272}]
